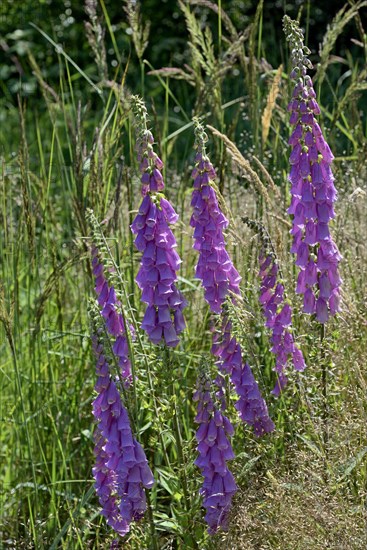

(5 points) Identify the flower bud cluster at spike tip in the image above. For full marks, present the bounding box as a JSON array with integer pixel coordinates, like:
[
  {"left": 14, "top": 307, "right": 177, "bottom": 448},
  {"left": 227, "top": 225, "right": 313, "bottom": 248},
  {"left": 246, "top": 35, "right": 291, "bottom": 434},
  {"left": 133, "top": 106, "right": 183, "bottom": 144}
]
[
  {"left": 91, "top": 333, "right": 155, "bottom": 537},
  {"left": 212, "top": 317, "right": 275, "bottom": 436},
  {"left": 190, "top": 121, "right": 241, "bottom": 313},
  {"left": 130, "top": 98, "right": 186, "bottom": 347},
  {"left": 193, "top": 371, "right": 237, "bottom": 534},
  {"left": 258, "top": 249, "right": 306, "bottom": 396},
  {"left": 132, "top": 96, "right": 165, "bottom": 196},
  {"left": 91, "top": 246, "right": 133, "bottom": 384},
  {"left": 283, "top": 16, "right": 342, "bottom": 323}
]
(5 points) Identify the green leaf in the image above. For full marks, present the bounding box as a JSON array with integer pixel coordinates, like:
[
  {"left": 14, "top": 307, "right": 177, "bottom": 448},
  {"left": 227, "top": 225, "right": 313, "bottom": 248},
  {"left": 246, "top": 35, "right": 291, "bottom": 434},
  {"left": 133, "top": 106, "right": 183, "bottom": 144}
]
[{"left": 338, "top": 446, "right": 367, "bottom": 481}]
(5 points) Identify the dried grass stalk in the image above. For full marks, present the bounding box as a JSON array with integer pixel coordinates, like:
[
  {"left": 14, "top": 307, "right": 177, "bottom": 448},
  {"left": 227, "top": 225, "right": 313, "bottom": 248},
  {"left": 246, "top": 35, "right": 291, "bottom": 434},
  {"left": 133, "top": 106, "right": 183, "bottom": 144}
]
[
  {"left": 252, "top": 155, "right": 281, "bottom": 199},
  {"left": 206, "top": 124, "right": 271, "bottom": 205},
  {"left": 261, "top": 64, "right": 283, "bottom": 146}
]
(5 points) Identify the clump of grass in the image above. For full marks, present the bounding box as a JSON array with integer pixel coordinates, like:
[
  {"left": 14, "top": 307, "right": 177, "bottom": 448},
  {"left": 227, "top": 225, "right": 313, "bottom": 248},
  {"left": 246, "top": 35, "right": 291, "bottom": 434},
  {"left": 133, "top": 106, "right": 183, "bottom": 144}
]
[{"left": 217, "top": 449, "right": 366, "bottom": 549}]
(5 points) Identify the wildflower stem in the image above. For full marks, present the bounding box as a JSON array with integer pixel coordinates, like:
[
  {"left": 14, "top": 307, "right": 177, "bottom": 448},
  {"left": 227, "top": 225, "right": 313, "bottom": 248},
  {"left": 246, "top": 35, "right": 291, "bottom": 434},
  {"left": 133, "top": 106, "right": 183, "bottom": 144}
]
[
  {"left": 97, "top": 228, "right": 139, "bottom": 412},
  {"left": 165, "top": 348, "right": 191, "bottom": 514},
  {"left": 126, "top": 149, "right": 136, "bottom": 304},
  {"left": 145, "top": 489, "right": 159, "bottom": 550},
  {"left": 140, "top": 60, "right": 145, "bottom": 97},
  {"left": 320, "top": 322, "right": 329, "bottom": 480},
  {"left": 172, "top": 404, "right": 192, "bottom": 513}
]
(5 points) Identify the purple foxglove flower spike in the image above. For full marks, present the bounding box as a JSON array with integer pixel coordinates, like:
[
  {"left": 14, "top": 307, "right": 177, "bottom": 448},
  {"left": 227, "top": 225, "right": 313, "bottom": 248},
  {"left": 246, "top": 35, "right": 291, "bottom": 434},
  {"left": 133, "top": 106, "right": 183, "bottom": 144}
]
[
  {"left": 258, "top": 248, "right": 306, "bottom": 395},
  {"left": 91, "top": 246, "right": 133, "bottom": 385},
  {"left": 131, "top": 97, "right": 186, "bottom": 347},
  {"left": 193, "top": 371, "right": 237, "bottom": 534},
  {"left": 191, "top": 120, "right": 274, "bottom": 436},
  {"left": 91, "top": 331, "right": 154, "bottom": 537},
  {"left": 243, "top": 217, "right": 306, "bottom": 395},
  {"left": 211, "top": 316, "right": 275, "bottom": 435},
  {"left": 190, "top": 149, "right": 241, "bottom": 314},
  {"left": 283, "top": 16, "right": 342, "bottom": 323}
]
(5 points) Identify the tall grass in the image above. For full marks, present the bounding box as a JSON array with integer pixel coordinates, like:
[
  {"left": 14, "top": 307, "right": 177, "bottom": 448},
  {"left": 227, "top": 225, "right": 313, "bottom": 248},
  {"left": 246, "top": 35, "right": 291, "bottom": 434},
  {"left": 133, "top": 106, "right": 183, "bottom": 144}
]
[{"left": 1, "top": 1, "right": 366, "bottom": 549}]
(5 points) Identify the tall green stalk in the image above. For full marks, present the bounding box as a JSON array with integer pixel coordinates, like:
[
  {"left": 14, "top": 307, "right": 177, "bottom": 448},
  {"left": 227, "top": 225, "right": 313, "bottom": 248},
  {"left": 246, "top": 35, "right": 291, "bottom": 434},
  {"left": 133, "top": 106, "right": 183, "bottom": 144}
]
[{"left": 320, "top": 322, "right": 329, "bottom": 481}]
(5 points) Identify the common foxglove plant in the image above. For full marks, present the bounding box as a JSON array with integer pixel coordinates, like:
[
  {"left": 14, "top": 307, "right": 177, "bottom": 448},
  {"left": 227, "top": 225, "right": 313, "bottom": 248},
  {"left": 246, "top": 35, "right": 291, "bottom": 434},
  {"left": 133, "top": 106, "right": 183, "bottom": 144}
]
[
  {"left": 91, "top": 245, "right": 133, "bottom": 384},
  {"left": 284, "top": 15, "right": 342, "bottom": 324},
  {"left": 191, "top": 120, "right": 274, "bottom": 436},
  {"left": 258, "top": 249, "right": 306, "bottom": 394},
  {"left": 190, "top": 139, "right": 241, "bottom": 312},
  {"left": 243, "top": 217, "right": 306, "bottom": 396},
  {"left": 130, "top": 97, "right": 186, "bottom": 346},
  {"left": 90, "top": 322, "right": 154, "bottom": 537},
  {"left": 211, "top": 316, "right": 275, "bottom": 435},
  {"left": 193, "top": 370, "right": 237, "bottom": 534}
]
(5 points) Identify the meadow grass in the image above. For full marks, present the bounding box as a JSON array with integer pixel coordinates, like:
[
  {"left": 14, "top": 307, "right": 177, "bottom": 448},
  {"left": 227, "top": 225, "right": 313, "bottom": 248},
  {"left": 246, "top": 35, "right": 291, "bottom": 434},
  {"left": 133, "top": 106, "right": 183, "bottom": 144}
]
[{"left": 0, "top": 1, "right": 366, "bottom": 548}]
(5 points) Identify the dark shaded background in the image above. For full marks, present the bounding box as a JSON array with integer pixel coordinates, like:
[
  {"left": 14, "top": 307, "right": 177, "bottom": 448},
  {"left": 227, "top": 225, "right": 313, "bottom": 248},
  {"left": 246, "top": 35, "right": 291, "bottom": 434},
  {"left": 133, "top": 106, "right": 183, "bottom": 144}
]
[{"left": 1, "top": 0, "right": 365, "bottom": 103}]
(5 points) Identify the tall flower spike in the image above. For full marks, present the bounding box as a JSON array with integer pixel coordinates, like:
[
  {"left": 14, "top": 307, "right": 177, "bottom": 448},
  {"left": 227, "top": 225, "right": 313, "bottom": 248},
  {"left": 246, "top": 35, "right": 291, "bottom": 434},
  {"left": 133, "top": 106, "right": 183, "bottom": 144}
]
[
  {"left": 258, "top": 249, "right": 306, "bottom": 395},
  {"left": 130, "top": 97, "right": 186, "bottom": 347},
  {"left": 191, "top": 119, "right": 274, "bottom": 436},
  {"left": 90, "top": 321, "right": 154, "bottom": 538},
  {"left": 190, "top": 125, "right": 241, "bottom": 313},
  {"left": 283, "top": 16, "right": 342, "bottom": 323},
  {"left": 243, "top": 217, "right": 306, "bottom": 396},
  {"left": 193, "top": 370, "right": 237, "bottom": 534},
  {"left": 91, "top": 245, "right": 133, "bottom": 385},
  {"left": 211, "top": 316, "right": 275, "bottom": 435}
]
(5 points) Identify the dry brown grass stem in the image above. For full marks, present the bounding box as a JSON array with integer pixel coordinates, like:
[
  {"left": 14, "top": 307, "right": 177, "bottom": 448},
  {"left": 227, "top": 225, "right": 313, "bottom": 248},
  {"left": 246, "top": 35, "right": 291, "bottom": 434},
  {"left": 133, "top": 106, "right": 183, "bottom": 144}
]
[
  {"left": 267, "top": 212, "right": 292, "bottom": 228},
  {"left": 261, "top": 64, "right": 283, "bottom": 146},
  {"left": 252, "top": 155, "right": 281, "bottom": 200},
  {"left": 28, "top": 52, "right": 60, "bottom": 104},
  {"left": 206, "top": 124, "right": 271, "bottom": 205},
  {"left": 208, "top": 179, "right": 242, "bottom": 247}
]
